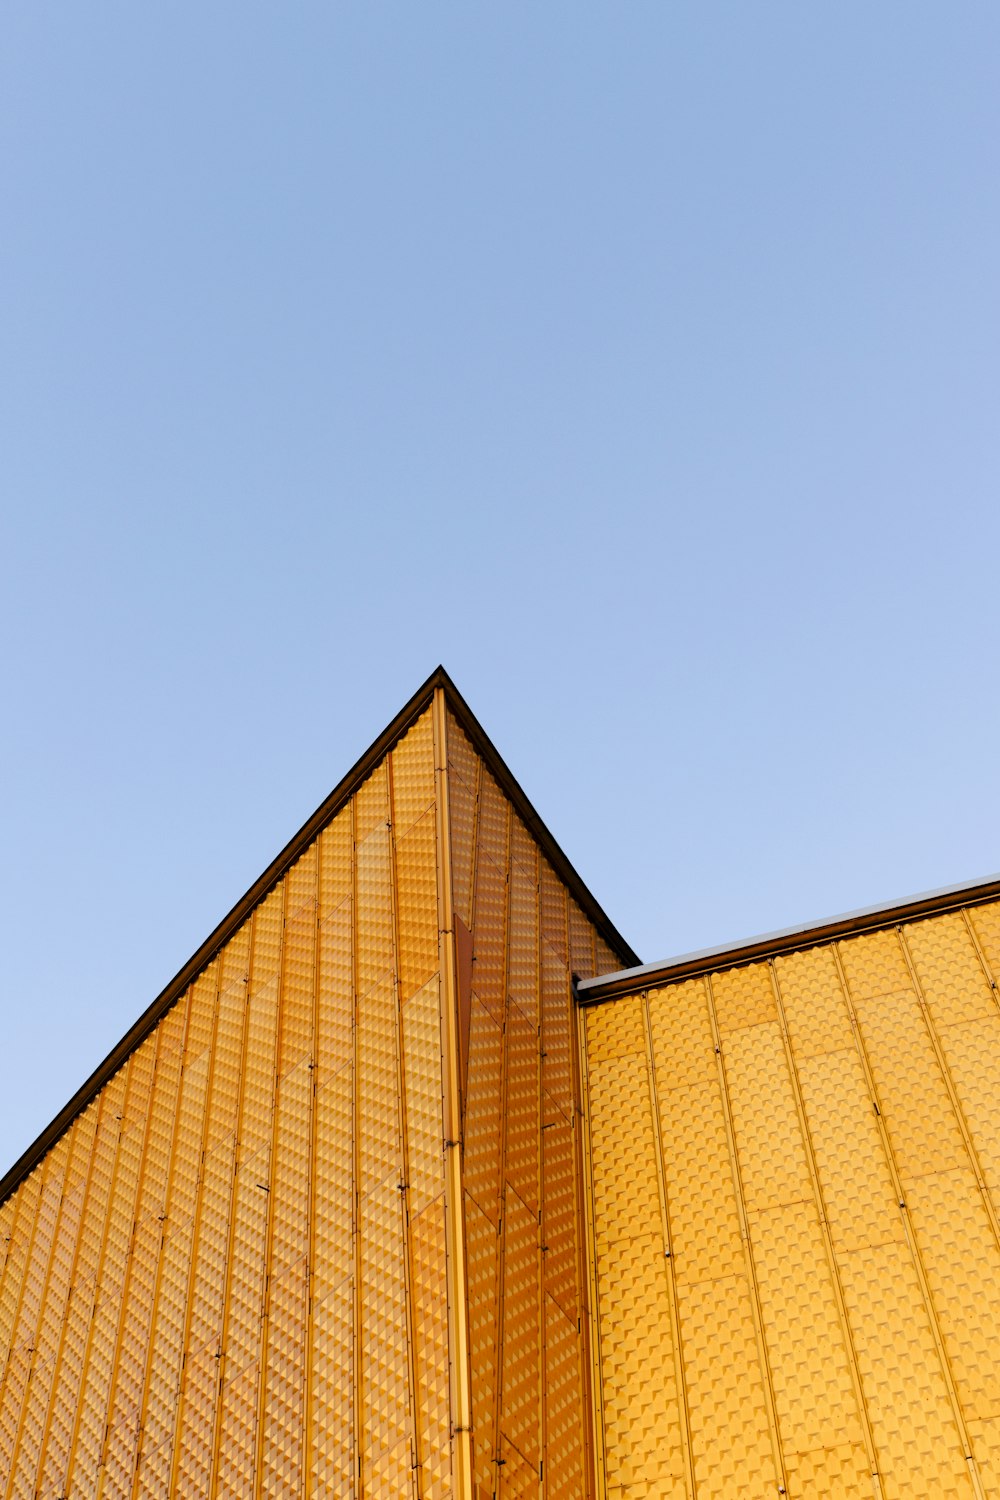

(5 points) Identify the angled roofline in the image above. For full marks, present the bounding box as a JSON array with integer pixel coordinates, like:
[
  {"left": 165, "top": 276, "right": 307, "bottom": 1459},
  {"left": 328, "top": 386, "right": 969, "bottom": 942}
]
[
  {"left": 577, "top": 870, "right": 1000, "bottom": 1005},
  {"left": 438, "top": 669, "right": 639, "bottom": 971},
  {"left": 1, "top": 666, "right": 637, "bottom": 1208}
]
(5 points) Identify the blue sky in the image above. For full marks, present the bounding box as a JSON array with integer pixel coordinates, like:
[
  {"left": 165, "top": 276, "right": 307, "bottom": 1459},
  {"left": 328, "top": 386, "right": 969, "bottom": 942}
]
[{"left": 2, "top": 6, "right": 999, "bottom": 1172}]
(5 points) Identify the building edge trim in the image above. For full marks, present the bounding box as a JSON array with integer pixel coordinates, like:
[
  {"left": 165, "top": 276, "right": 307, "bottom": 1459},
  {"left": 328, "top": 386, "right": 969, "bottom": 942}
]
[
  {"left": 1, "top": 665, "right": 638, "bottom": 1208},
  {"left": 578, "top": 871, "right": 1000, "bottom": 1003}
]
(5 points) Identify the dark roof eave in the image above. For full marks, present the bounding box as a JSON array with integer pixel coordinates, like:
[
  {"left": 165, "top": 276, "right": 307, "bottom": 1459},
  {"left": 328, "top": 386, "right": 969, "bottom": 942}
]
[{"left": 577, "top": 871, "right": 1000, "bottom": 1005}]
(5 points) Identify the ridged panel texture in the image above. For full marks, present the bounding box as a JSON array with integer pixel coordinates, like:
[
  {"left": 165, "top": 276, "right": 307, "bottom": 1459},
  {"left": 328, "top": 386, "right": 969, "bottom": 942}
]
[
  {"left": 584, "top": 897, "right": 1000, "bottom": 1498},
  {"left": 444, "top": 711, "right": 628, "bottom": 1500},
  {"left": 0, "top": 706, "right": 452, "bottom": 1499}
]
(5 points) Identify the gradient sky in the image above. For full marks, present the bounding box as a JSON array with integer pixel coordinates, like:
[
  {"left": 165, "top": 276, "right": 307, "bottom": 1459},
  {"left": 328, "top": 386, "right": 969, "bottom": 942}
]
[{"left": 2, "top": 6, "right": 999, "bottom": 1173}]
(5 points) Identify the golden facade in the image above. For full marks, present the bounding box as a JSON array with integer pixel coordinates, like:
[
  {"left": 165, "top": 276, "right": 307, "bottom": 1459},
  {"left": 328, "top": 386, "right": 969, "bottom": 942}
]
[
  {"left": 2, "top": 668, "right": 1000, "bottom": 1498},
  {"left": 580, "top": 905, "right": 1000, "bottom": 1498}
]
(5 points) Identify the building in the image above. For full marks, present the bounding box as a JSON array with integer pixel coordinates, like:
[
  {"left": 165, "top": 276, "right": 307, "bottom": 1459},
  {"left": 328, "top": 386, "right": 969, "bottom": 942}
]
[{"left": 2, "top": 667, "right": 1000, "bottom": 1498}]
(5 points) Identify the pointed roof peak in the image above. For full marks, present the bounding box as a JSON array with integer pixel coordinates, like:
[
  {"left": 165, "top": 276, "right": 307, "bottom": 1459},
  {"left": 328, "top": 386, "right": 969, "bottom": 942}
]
[{"left": 1, "top": 668, "right": 636, "bottom": 1206}]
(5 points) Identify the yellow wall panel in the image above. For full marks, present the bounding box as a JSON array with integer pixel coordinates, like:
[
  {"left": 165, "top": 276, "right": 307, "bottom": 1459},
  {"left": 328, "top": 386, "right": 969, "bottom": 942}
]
[
  {"left": 773, "top": 944, "right": 851, "bottom": 1059},
  {"left": 499, "top": 1187, "right": 541, "bottom": 1474},
  {"left": 794, "top": 1045, "right": 902, "bottom": 1253},
  {"left": 463, "top": 998, "right": 503, "bottom": 1223},
  {"left": 837, "top": 1242, "right": 974, "bottom": 1497},
  {"left": 853, "top": 986, "right": 969, "bottom": 1181},
  {"left": 722, "top": 1019, "right": 813, "bottom": 1214},
  {"left": 586, "top": 1046, "right": 660, "bottom": 1254},
  {"left": 711, "top": 961, "right": 777, "bottom": 1033},
  {"left": 395, "top": 809, "right": 440, "bottom": 1003},
  {"left": 934, "top": 1015, "right": 1000, "bottom": 1195},
  {"left": 782, "top": 1441, "right": 872, "bottom": 1499},
  {"left": 904, "top": 913, "right": 996, "bottom": 1027},
  {"left": 747, "top": 1204, "right": 863, "bottom": 1458},
  {"left": 907, "top": 1166, "right": 1000, "bottom": 1424},
  {"left": 969, "top": 898, "right": 1000, "bottom": 966},
  {"left": 444, "top": 708, "right": 626, "bottom": 1500},
  {"left": 0, "top": 703, "right": 460, "bottom": 1498},
  {"left": 410, "top": 1200, "right": 451, "bottom": 1499},
  {"left": 544, "top": 1294, "right": 586, "bottom": 1500},
  {"left": 676, "top": 1272, "right": 777, "bottom": 1496},
  {"left": 586, "top": 900, "right": 1000, "bottom": 1497}
]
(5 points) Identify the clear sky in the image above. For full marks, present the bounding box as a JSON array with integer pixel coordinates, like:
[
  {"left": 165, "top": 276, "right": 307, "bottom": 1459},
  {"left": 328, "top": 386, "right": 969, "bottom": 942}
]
[{"left": 2, "top": 6, "right": 999, "bottom": 1174}]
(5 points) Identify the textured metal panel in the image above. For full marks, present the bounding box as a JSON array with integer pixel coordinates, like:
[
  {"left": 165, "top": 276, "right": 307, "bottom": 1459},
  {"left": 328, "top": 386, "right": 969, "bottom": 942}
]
[
  {"left": 907, "top": 1166, "right": 1000, "bottom": 1423},
  {"left": 595, "top": 1229, "right": 683, "bottom": 1493},
  {"left": 585, "top": 906, "right": 1000, "bottom": 1498},
  {"left": 445, "top": 713, "right": 478, "bottom": 933},
  {"left": 463, "top": 998, "right": 503, "bottom": 1223},
  {"left": 499, "top": 1187, "right": 540, "bottom": 1474},
  {"left": 356, "top": 822, "right": 394, "bottom": 1001},
  {"left": 652, "top": 1068, "right": 745, "bottom": 1286},
  {"left": 853, "top": 986, "right": 968, "bottom": 1181},
  {"left": 584, "top": 1007, "right": 686, "bottom": 1495},
  {"left": 464, "top": 1198, "right": 499, "bottom": 1495},
  {"left": 442, "top": 716, "right": 613, "bottom": 1499},
  {"left": 783, "top": 1442, "right": 872, "bottom": 1498},
  {"left": 543, "top": 1295, "right": 585, "bottom": 1500},
  {"left": 310, "top": 1276, "right": 354, "bottom": 1495},
  {"left": 796, "top": 1044, "right": 903, "bottom": 1256},
  {"left": 508, "top": 855, "right": 539, "bottom": 1024},
  {"left": 837, "top": 1243, "right": 974, "bottom": 1496},
  {"left": 355, "top": 758, "right": 390, "bottom": 844},
  {"left": 359, "top": 1178, "right": 412, "bottom": 1479},
  {"left": 472, "top": 848, "right": 507, "bottom": 1026},
  {"left": 712, "top": 959, "right": 778, "bottom": 1033},
  {"left": 259, "top": 1058, "right": 312, "bottom": 1497},
  {"left": 410, "top": 1199, "right": 451, "bottom": 1498},
  {"left": 723, "top": 1018, "right": 813, "bottom": 1213},
  {"left": 316, "top": 812, "right": 353, "bottom": 1087},
  {"left": 540, "top": 1113, "right": 577, "bottom": 1319},
  {"left": 587, "top": 1044, "right": 661, "bottom": 1254},
  {"left": 7, "top": 1114, "right": 95, "bottom": 1499},
  {"left": 402, "top": 978, "right": 445, "bottom": 1219},
  {"left": 358, "top": 977, "right": 401, "bottom": 1197},
  {"left": 505, "top": 1006, "right": 540, "bottom": 1218},
  {"left": 391, "top": 709, "right": 436, "bottom": 840},
  {"left": 0, "top": 701, "right": 462, "bottom": 1499},
  {"left": 748, "top": 1204, "right": 864, "bottom": 1458},
  {"left": 934, "top": 1015, "right": 1000, "bottom": 1196},
  {"left": 904, "top": 912, "right": 996, "bottom": 1027},
  {"left": 677, "top": 1272, "right": 778, "bottom": 1495},
  {"left": 395, "top": 808, "right": 439, "bottom": 1004}
]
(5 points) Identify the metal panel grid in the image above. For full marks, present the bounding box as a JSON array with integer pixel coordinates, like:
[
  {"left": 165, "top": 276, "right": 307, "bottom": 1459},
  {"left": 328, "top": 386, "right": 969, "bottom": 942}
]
[
  {"left": 584, "top": 902, "right": 1000, "bottom": 1498},
  {"left": 445, "top": 710, "right": 605, "bottom": 1500},
  {"left": 0, "top": 704, "right": 453, "bottom": 1500}
]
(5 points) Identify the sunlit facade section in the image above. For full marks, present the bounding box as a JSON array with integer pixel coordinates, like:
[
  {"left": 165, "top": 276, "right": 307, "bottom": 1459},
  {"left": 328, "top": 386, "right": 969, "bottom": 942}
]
[
  {"left": 582, "top": 899, "right": 1000, "bottom": 1499},
  {"left": 0, "top": 706, "right": 455, "bottom": 1499}
]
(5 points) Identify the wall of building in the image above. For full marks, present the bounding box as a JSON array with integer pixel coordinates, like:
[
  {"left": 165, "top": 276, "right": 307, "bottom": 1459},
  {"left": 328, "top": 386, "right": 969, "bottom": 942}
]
[
  {"left": 582, "top": 899, "right": 1000, "bottom": 1498},
  {"left": 0, "top": 707, "right": 454, "bottom": 1500},
  {"left": 445, "top": 711, "right": 623, "bottom": 1500}
]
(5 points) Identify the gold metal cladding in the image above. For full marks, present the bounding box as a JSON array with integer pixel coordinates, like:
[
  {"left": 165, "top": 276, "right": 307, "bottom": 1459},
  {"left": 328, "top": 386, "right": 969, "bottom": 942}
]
[
  {"left": 641, "top": 991, "right": 696, "bottom": 1498},
  {"left": 433, "top": 688, "right": 473, "bottom": 1500},
  {"left": 2, "top": 676, "right": 649, "bottom": 1500},
  {"left": 576, "top": 1013, "right": 607, "bottom": 1500},
  {"left": 443, "top": 705, "right": 629, "bottom": 1500},
  {"left": 703, "top": 972, "right": 789, "bottom": 1498},
  {"left": 582, "top": 900, "right": 1000, "bottom": 1498},
  {"left": 765, "top": 959, "right": 883, "bottom": 1496}
]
